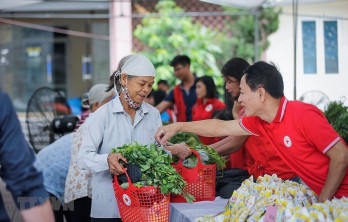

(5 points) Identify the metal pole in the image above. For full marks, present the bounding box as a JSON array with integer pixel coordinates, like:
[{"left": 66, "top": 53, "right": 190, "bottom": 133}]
[
  {"left": 293, "top": 0, "right": 298, "bottom": 100},
  {"left": 254, "top": 7, "right": 260, "bottom": 62}
]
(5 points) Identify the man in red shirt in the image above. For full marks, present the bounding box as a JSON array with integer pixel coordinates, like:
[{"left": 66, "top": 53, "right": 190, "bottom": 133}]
[{"left": 156, "top": 61, "right": 348, "bottom": 202}]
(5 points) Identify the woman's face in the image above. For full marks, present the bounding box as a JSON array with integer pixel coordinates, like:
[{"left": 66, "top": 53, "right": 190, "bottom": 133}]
[
  {"left": 224, "top": 76, "right": 240, "bottom": 101},
  {"left": 195, "top": 81, "right": 207, "bottom": 99},
  {"left": 122, "top": 75, "right": 155, "bottom": 104}
]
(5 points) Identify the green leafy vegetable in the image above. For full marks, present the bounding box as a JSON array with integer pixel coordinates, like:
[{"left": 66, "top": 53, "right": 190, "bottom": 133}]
[
  {"left": 169, "top": 132, "right": 201, "bottom": 147},
  {"left": 191, "top": 144, "right": 226, "bottom": 170},
  {"left": 112, "top": 143, "right": 194, "bottom": 203},
  {"left": 169, "top": 132, "right": 226, "bottom": 169},
  {"left": 324, "top": 101, "right": 348, "bottom": 143}
]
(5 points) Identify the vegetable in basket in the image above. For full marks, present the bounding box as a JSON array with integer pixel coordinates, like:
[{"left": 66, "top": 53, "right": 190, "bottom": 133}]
[
  {"left": 168, "top": 132, "right": 201, "bottom": 147},
  {"left": 169, "top": 132, "right": 225, "bottom": 169},
  {"left": 112, "top": 143, "right": 195, "bottom": 203}
]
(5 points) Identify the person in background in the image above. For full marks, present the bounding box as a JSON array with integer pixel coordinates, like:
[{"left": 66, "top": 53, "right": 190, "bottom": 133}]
[
  {"left": 156, "top": 61, "right": 348, "bottom": 202},
  {"left": 78, "top": 54, "right": 191, "bottom": 222},
  {"left": 192, "top": 76, "right": 225, "bottom": 145},
  {"left": 154, "top": 90, "right": 176, "bottom": 124},
  {"left": 144, "top": 89, "right": 155, "bottom": 106},
  {"left": 35, "top": 134, "right": 73, "bottom": 222},
  {"left": 64, "top": 84, "right": 114, "bottom": 222},
  {"left": 211, "top": 58, "right": 250, "bottom": 170},
  {"left": 54, "top": 96, "right": 72, "bottom": 115},
  {"left": 156, "top": 55, "right": 197, "bottom": 122},
  {"left": 35, "top": 84, "right": 114, "bottom": 222},
  {"left": 157, "top": 79, "right": 170, "bottom": 93},
  {"left": 75, "top": 92, "right": 90, "bottom": 131},
  {"left": 0, "top": 91, "right": 54, "bottom": 222}
]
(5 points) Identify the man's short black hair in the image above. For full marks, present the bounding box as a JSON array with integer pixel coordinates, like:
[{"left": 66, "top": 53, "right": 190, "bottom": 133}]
[
  {"left": 157, "top": 79, "right": 169, "bottom": 86},
  {"left": 170, "top": 55, "right": 191, "bottom": 67},
  {"left": 244, "top": 61, "right": 284, "bottom": 98}
]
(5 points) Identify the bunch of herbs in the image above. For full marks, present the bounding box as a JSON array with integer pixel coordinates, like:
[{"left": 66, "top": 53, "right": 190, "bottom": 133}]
[{"left": 112, "top": 143, "right": 194, "bottom": 202}]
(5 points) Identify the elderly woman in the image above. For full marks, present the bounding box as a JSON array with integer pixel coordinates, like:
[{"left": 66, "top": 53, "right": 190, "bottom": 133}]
[{"left": 78, "top": 54, "right": 190, "bottom": 222}]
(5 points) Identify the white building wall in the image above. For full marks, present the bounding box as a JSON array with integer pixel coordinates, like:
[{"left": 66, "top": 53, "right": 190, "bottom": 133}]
[
  {"left": 109, "top": 0, "right": 133, "bottom": 73},
  {"left": 266, "top": 0, "right": 348, "bottom": 106}
]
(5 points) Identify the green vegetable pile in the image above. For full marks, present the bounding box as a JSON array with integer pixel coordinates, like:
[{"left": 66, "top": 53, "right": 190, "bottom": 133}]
[
  {"left": 169, "top": 132, "right": 225, "bottom": 170},
  {"left": 192, "top": 144, "right": 226, "bottom": 169},
  {"left": 112, "top": 143, "right": 194, "bottom": 203},
  {"left": 168, "top": 132, "right": 201, "bottom": 147},
  {"left": 324, "top": 101, "right": 348, "bottom": 143}
]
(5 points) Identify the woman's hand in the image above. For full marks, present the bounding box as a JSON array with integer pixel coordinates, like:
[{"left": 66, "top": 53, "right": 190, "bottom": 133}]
[
  {"left": 167, "top": 143, "right": 191, "bottom": 160},
  {"left": 232, "top": 101, "right": 244, "bottom": 119},
  {"left": 107, "top": 153, "right": 128, "bottom": 175}
]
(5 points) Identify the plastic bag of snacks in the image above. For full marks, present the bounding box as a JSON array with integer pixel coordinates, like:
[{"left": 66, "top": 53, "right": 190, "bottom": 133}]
[
  {"left": 196, "top": 174, "right": 318, "bottom": 222},
  {"left": 276, "top": 197, "right": 348, "bottom": 221}
]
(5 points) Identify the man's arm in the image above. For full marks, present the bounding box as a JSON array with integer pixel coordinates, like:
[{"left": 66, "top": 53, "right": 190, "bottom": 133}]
[
  {"left": 155, "top": 100, "right": 173, "bottom": 113},
  {"left": 156, "top": 119, "right": 250, "bottom": 144},
  {"left": 319, "top": 140, "right": 348, "bottom": 202},
  {"left": 0, "top": 92, "right": 54, "bottom": 221},
  {"left": 210, "top": 135, "right": 248, "bottom": 156},
  {"left": 21, "top": 200, "right": 54, "bottom": 222}
]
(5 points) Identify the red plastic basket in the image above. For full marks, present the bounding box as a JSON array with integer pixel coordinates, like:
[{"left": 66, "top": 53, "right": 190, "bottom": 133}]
[
  {"left": 113, "top": 171, "right": 170, "bottom": 222},
  {"left": 171, "top": 149, "right": 216, "bottom": 202}
]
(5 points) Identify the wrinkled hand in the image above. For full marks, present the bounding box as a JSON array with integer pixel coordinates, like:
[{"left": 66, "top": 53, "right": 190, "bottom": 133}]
[
  {"left": 107, "top": 153, "right": 128, "bottom": 175},
  {"left": 155, "top": 123, "right": 181, "bottom": 145},
  {"left": 170, "top": 142, "right": 191, "bottom": 160}
]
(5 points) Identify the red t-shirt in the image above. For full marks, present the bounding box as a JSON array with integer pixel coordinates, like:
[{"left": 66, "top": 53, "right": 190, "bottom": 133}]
[
  {"left": 230, "top": 107, "right": 296, "bottom": 177},
  {"left": 240, "top": 97, "right": 348, "bottom": 197},
  {"left": 229, "top": 147, "right": 247, "bottom": 170},
  {"left": 242, "top": 136, "right": 297, "bottom": 179},
  {"left": 228, "top": 106, "right": 248, "bottom": 170},
  {"left": 192, "top": 98, "right": 225, "bottom": 145}
]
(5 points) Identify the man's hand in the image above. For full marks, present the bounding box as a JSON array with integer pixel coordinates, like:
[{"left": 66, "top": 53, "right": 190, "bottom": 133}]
[
  {"left": 107, "top": 153, "right": 128, "bottom": 175},
  {"left": 317, "top": 194, "right": 329, "bottom": 203},
  {"left": 155, "top": 123, "right": 181, "bottom": 145}
]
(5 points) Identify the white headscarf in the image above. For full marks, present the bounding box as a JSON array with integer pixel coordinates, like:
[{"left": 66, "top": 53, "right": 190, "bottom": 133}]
[
  {"left": 113, "top": 54, "right": 156, "bottom": 77},
  {"left": 113, "top": 54, "right": 155, "bottom": 109}
]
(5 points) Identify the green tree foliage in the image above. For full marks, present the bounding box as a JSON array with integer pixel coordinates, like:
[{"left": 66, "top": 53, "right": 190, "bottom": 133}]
[
  {"left": 134, "top": 0, "right": 224, "bottom": 91},
  {"left": 134, "top": 0, "right": 280, "bottom": 95},
  {"left": 218, "top": 6, "right": 281, "bottom": 64}
]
